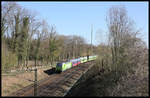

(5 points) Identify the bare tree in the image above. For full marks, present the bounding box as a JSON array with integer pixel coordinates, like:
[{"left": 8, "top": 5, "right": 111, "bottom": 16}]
[
  {"left": 106, "top": 5, "right": 131, "bottom": 69},
  {"left": 26, "top": 14, "right": 41, "bottom": 67},
  {"left": 106, "top": 5, "right": 145, "bottom": 76},
  {"left": 48, "top": 25, "right": 58, "bottom": 65},
  {"left": 1, "top": 2, "right": 19, "bottom": 38}
]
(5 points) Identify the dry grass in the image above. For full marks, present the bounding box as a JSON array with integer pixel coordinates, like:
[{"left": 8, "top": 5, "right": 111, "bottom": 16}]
[
  {"left": 2, "top": 66, "right": 51, "bottom": 96},
  {"left": 111, "top": 62, "right": 149, "bottom": 96},
  {"left": 66, "top": 61, "right": 148, "bottom": 96}
]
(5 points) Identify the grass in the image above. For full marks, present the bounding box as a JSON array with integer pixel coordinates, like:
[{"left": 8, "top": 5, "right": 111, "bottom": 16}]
[{"left": 1, "top": 66, "right": 52, "bottom": 96}]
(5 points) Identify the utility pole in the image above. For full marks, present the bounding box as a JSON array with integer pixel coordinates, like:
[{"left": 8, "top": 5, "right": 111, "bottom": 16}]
[
  {"left": 34, "top": 68, "right": 37, "bottom": 96},
  {"left": 76, "top": 39, "right": 77, "bottom": 58},
  {"left": 91, "top": 24, "right": 93, "bottom": 55}
]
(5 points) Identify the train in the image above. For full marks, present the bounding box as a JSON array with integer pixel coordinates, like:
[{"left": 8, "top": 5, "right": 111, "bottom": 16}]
[{"left": 55, "top": 55, "right": 97, "bottom": 72}]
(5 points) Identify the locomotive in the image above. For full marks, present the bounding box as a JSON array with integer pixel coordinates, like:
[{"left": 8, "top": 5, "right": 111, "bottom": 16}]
[{"left": 55, "top": 55, "right": 97, "bottom": 72}]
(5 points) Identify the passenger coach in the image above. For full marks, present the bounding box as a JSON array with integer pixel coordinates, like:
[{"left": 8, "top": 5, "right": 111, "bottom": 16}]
[{"left": 56, "top": 55, "right": 97, "bottom": 72}]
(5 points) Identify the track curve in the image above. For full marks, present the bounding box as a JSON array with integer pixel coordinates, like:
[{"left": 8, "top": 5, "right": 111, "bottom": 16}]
[{"left": 10, "top": 60, "right": 95, "bottom": 96}]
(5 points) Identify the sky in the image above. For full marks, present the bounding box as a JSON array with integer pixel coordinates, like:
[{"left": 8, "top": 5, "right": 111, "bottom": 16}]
[{"left": 16, "top": 1, "right": 148, "bottom": 47}]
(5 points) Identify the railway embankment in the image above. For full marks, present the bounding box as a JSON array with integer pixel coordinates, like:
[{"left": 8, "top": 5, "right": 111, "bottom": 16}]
[{"left": 66, "top": 60, "right": 148, "bottom": 96}]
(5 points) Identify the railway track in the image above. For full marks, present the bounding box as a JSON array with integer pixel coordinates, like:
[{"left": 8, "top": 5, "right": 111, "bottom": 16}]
[{"left": 10, "top": 60, "right": 95, "bottom": 96}]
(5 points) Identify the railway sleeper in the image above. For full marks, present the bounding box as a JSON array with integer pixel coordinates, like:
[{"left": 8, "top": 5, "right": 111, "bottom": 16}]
[
  {"left": 63, "top": 81, "right": 73, "bottom": 86},
  {"left": 71, "top": 76, "right": 79, "bottom": 80},
  {"left": 39, "top": 87, "right": 58, "bottom": 96}
]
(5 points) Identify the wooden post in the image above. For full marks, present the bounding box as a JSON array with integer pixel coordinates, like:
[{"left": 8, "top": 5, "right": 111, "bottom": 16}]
[{"left": 34, "top": 68, "right": 37, "bottom": 96}]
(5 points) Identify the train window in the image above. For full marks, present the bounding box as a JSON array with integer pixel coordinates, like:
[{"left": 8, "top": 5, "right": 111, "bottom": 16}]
[{"left": 57, "top": 63, "right": 62, "bottom": 67}]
